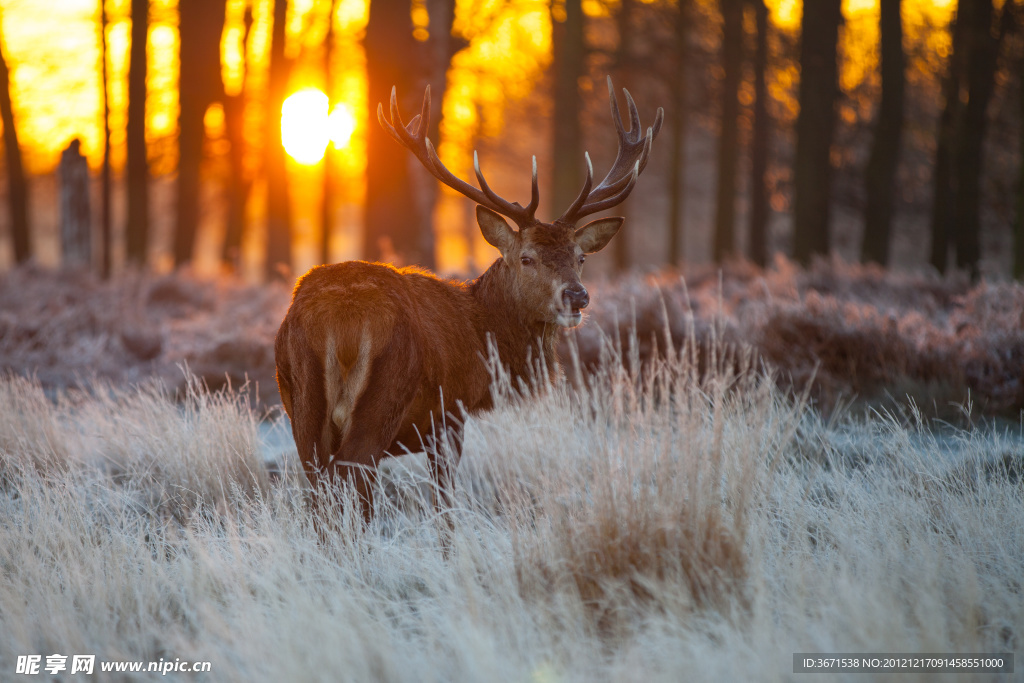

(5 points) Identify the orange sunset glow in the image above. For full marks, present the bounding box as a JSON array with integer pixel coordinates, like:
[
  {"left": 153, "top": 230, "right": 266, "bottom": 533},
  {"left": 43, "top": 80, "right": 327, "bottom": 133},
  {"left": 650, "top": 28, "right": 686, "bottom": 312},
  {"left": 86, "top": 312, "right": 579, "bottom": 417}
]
[
  {"left": 0, "top": 0, "right": 959, "bottom": 171},
  {"left": 0, "top": 0, "right": 1013, "bottom": 279}
]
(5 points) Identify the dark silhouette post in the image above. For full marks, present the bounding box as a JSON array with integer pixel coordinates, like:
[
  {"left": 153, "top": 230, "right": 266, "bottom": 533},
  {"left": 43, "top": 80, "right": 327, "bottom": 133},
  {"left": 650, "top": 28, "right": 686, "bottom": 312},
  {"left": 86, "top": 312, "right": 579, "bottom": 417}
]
[
  {"left": 265, "top": 0, "right": 293, "bottom": 280},
  {"left": 363, "top": 0, "right": 420, "bottom": 265},
  {"left": 0, "top": 18, "right": 29, "bottom": 264},
  {"left": 713, "top": 0, "right": 743, "bottom": 263},
  {"left": 60, "top": 140, "right": 92, "bottom": 269},
  {"left": 126, "top": 0, "right": 150, "bottom": 266},
  {"left": 792, "top": 0, "right": 842, "bottom": 265},
  {"left": 175, "top": 0, "right": 227, "bottom": 268},
  {"left": 861, "top": 0, "right": 905, "bottom": 266},
  {"left": 748, "top": 0, "right": 770, "bottom": 267}
]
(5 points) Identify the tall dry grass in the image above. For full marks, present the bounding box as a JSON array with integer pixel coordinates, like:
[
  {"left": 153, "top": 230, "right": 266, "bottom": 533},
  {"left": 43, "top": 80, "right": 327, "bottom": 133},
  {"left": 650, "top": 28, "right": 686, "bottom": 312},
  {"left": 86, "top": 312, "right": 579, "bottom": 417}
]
[
  {"left": 569, "top": 257, "right": 1024, "bottom": 418},
  {"left": 3, "top": 259, "right": 1023, "bottom": 420},
  {"left": 0, "top": 332, "right": 1020, "bottom": 681},
  {"left": 0, "top": 265, "right": 289, "bottom": 405}
]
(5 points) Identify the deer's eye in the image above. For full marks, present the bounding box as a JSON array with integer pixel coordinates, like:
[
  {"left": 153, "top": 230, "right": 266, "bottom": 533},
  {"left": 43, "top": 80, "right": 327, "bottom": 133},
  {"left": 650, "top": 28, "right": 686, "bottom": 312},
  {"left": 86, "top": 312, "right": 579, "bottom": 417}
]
[
  {"left": 578, "top": 255, "right": 586, "bottom": 265},
  {"left": 520, "top": 256, "right": 534, "bottom": 267}
]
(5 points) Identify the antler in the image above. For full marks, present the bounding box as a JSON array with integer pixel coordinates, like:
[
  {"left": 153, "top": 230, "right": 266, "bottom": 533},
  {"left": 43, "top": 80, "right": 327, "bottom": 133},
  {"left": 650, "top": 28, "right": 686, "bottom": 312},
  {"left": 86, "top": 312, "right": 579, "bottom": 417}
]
[
  {"left": 558, "top": 76, "right": 665, "bottom": 226},
  {"left": 378, "top": 86, "right": 539, "bottom": 228}
]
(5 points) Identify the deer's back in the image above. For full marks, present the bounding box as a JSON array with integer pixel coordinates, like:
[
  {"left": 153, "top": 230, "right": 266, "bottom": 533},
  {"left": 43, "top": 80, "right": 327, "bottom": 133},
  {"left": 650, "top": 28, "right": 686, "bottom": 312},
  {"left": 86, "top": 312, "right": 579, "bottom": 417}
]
[{"left": 275, "top": 261, "right": 492, "bottom": 459}]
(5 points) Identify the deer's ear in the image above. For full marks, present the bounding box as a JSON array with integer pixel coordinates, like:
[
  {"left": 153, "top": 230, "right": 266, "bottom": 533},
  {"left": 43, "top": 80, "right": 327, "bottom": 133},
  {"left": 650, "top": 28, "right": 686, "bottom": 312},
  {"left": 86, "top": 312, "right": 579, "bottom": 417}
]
[
  {"left": 575, "top": 217, "right": 623, "bottom": 254},
  {"left": 477, "top": 206, "right": 516, "bottom": 255}
]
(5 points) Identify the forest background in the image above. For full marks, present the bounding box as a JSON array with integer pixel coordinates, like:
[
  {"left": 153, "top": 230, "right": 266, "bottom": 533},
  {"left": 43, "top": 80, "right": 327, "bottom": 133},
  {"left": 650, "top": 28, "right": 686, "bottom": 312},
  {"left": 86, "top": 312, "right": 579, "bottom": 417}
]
[{"left": 0, "top": 0, "right": 1021, "bottom": 283}]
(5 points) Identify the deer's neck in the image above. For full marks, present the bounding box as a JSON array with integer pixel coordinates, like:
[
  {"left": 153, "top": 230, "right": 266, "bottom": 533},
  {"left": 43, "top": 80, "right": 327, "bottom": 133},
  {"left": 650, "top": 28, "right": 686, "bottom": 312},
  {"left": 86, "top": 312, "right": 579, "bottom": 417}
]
[{"left": 471, "top": 259, "right": 560, "bottom": 380}]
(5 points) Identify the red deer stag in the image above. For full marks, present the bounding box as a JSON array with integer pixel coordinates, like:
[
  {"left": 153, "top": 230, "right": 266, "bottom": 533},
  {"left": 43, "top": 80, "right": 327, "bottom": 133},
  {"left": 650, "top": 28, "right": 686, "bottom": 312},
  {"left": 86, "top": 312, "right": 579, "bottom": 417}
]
[{"left": 275, "top": 77, "right": 662, "bottom": 521}]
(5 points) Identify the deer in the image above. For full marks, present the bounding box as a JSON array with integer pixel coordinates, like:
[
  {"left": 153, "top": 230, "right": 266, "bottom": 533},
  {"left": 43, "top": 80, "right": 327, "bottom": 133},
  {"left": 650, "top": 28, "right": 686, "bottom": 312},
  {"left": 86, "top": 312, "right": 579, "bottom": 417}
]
[{"left": 275, "top": 77, "right": 662, "bottom": 525}]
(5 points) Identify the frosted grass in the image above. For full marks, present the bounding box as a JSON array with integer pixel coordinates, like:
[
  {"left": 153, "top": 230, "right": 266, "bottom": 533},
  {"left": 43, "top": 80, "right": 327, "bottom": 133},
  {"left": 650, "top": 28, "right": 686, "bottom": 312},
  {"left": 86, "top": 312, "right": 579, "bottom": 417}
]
[{"left": 0, "top": 339, "right": 1020, "bottom": 682}]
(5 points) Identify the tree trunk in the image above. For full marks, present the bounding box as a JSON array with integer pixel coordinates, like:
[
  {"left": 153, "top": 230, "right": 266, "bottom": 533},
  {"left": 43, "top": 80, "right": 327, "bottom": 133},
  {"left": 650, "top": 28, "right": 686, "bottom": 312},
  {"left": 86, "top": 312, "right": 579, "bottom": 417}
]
[
  {"left": 100, "top": 0, "right": 113, "bottom": 278},
  {"left": 425, "top": 0, "right": 458, "bottom": 146},
  {"left": 126, "top": 0, "right": 149, "bottom": 266},
  {"left": 712, "top": 0, "right": 743, "bottom": 263},
  {"left": 953, "top": 0, "right": 1004, "bottom": 280},
  {"left": 175, "top": 0, "right": 227, "bottom": 268},
  {"left": 612, "top": 0, "right": 635, "bottom": 273},
  {"left": 929, "top": 1, "right": 969, "bottom": 273},
  {"left": 748, "top": 0, "right": 770, "bottom": 267},
  {"left": 667, "top": 0, "right": 690, "bottom": 267},
  {"left": 321, "top": 0, "right": 337, "bottom": 266},
  {"left": 861, "top": 0, "right": 905, "bottom": 266},
  {"left": 363, "top": 0, "right": 421, "bottom": 265},
  {"left": 1016, "top": 37, "right": 1024, "bottom": 280},
  {"left": 0, "top": 22, "right": 29, "bottom": 265},
  {"left": 265, "top": 0, "right": 292, "bottom": 280},
  {"left": 792, "top": 0, "right": 842, "bottom": 265},
  {"left": 409, "top": 0, "right": 459, "bottom": 271},
  {"left": 222, "top": 6, "right": 253, "bottom": 270},
  {"left": 550, "top": 0, "right": 585, "bottom": 223}
]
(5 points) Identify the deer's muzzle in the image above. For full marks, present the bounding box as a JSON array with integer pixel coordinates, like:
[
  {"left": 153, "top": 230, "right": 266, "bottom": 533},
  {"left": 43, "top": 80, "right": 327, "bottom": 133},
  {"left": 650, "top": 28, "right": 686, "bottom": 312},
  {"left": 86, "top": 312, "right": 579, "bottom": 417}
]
[{"left": 562, "top": 285, "right": 589, "bottom": 312}]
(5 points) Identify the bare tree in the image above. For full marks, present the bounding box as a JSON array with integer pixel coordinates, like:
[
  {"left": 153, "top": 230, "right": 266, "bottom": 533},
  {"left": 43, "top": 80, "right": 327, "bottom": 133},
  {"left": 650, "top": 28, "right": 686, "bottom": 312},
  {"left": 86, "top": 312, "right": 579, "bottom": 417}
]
[
  {"left": 1017, "top": 28, "right": 1024, "bottom": 280},
  {"left": 861, "top": 0, "right": 905, "bottom": 266},
  {"left": 667, "top": 0, "right": 690, "bottom": 267},
  {"left": 126, "top": 0, "right": 149, "bottom": 266},
  {"left": 712, "top": 0, "right": 743, "bottom": 263},
  {"left": 175, "top": 0, "right": 227, "bottom": 267},
  {"left": 550, "top": 0, "right": 585, "bottom": 222},
  {"left": 748, "top": 0, "right": 770, "bottom": 267},
  {"left": 408, "top": 0, "right": 462, "bottom": 271},
  {"left": 929, "top": 1, "right": 969, "bottom": 273},
  {"left": 953, "top": 0, "right": 1010, "bottom": 280},
  {"left": 321, "top": 0, "right": 338, "bottom": 266},
  {"left": 99, "top": 0, "right": 113, "bottom": 278},
  {"left": 424, "top": 0, "right": 459, "bottom": 146},
  {"left": 265, "top": 0, "right": 292, "bottom": 280},
  {"left": 363, "top": 0, "right": 421, "bottom": 265},
  {"left": 611, "top": 0, "right": 635, "bottom": 273},
  {"left": 222, "top": 5, "right": 253, "bottom": 270},
  {"left": 0, "top": 14, "right": 29, "bottom": 264},
  {"left": 792, "top": 0, "right": 842, "bottom": 265}
]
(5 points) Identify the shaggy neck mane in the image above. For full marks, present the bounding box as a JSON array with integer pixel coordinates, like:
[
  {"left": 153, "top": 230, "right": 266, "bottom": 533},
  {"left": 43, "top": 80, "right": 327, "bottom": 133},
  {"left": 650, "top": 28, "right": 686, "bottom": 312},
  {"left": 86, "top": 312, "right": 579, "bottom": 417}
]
[{"left": 469, "top": 258, "right": 560, "bottom": 380}]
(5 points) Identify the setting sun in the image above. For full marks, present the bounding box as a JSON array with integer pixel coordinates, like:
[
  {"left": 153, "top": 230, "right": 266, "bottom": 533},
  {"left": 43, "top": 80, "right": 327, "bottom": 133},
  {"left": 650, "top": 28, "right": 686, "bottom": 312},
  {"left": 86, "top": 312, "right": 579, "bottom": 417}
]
[
  {"left": 281, "top": 89, "right": 330, "bottom": 165},
  {"left": 281, "top": 91, "right": 357, "bottom": 164},
  {"left": 328, "top": 104, "right": 357, "bottom": 150}
]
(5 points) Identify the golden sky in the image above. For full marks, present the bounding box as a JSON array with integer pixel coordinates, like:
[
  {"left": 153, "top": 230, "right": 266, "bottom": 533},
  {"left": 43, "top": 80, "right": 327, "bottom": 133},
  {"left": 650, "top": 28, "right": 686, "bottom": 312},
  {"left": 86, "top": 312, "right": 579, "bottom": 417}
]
[{"left": 0, "top": 0, "right": 958, "bottom": 175}]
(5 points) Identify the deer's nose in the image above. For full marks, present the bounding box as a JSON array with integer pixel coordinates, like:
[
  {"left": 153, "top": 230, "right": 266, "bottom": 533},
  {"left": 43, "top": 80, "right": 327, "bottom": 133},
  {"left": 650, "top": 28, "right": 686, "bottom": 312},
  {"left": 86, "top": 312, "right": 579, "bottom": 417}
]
[{"left": 563, "top": 285, "right": 589, "bottom": 310}]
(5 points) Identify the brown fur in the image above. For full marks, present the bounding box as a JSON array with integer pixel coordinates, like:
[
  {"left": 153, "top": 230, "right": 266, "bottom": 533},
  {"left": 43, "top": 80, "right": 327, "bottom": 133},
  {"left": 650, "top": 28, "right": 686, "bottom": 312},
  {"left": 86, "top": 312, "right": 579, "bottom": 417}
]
[
  {"left": 277, "top": 79, "right": 662, "bottom": 522},
  {"left": 274, "top": 212, "right": 622, "bottom": 520}
]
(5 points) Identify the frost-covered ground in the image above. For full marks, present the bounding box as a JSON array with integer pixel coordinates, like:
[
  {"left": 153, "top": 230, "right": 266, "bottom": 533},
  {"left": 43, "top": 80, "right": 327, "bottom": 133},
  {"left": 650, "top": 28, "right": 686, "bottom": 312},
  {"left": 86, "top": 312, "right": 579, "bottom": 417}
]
[
  {"left": 0, "top": 339, "right": 1021, "bottom": 681},
  {"left": 2, "top": 258, "right": 1022, "bottom": 419},
  {"left": 0, "top": 261, "right": 1021, "bottom": 681}
]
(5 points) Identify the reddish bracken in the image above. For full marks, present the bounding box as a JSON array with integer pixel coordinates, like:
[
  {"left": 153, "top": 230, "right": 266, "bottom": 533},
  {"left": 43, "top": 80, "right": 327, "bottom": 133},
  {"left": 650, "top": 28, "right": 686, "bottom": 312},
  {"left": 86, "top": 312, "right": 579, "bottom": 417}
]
[{"left": 275, "top": 78, "right": 663, "bottom": 519}]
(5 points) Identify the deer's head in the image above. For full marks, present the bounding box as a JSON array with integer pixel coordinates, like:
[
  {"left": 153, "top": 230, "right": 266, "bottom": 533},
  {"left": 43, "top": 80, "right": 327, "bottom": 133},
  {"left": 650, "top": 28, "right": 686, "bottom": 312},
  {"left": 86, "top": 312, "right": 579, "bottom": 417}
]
[{"left": 379, "top": 78, "right": 663, "bottom": 328}]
